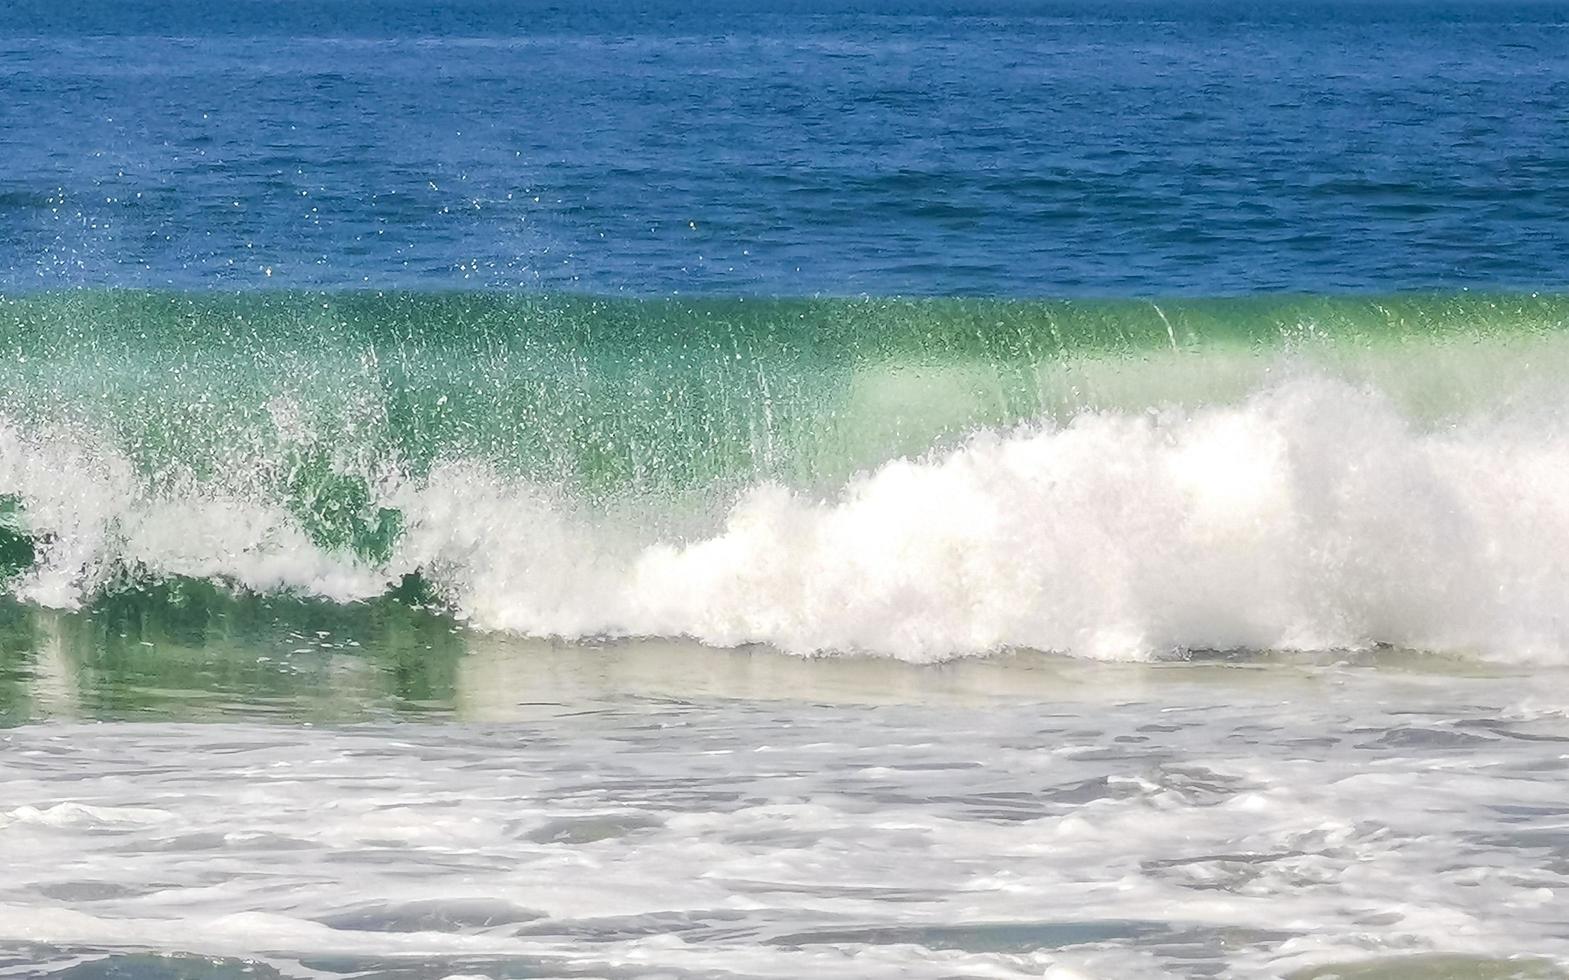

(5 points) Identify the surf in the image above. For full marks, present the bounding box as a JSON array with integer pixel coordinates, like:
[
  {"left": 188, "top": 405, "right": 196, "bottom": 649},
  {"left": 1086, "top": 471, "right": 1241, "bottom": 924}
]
[{"left": 1, "top": 289, "right": 1566, "bottom": 662}]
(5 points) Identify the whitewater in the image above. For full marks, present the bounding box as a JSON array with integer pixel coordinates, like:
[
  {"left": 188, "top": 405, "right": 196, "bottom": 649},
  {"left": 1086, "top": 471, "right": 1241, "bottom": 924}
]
[
  {"left": 3, "top": 376, "right": 1568, "bottom": 663},
  {"left": 1, "top": 292, "right": 1566, "bottom": 978},
  {"left": 2, "top": 292, "right": 1567, "bottom": 663}
]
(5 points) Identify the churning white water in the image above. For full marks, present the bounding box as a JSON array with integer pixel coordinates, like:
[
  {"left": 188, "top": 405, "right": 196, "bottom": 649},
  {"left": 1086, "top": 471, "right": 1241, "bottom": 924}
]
[
  {"left": 1, "top": 646, "right": 1567, "bottom": 979},
  {"left": 6, "top": 375, "right": 1569, "bottom": 663}
]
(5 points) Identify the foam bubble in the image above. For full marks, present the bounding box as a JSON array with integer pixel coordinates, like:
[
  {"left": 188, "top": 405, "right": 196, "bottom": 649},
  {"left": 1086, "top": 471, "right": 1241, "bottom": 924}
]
[{"left": 3, "top": 376, "right": 1568, "bottom": 662}]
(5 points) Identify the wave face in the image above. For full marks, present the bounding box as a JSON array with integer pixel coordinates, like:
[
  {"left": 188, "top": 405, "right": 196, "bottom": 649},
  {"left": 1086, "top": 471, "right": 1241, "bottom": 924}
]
[{"left": 2, "top": 290, "right": 1568, "bottom": 661}]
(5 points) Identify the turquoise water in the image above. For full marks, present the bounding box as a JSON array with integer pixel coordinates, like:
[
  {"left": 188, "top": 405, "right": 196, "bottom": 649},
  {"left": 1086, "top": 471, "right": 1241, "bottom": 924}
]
[
  {"left": 0, "top": 289, "right": 1566, "bottom": 660},
  {"left": 4, "top": 289, "right": 1565, "bottom": 489}
]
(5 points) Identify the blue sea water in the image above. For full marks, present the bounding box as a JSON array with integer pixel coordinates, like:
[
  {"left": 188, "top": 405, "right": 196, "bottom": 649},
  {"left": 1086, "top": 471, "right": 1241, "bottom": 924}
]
[{"left": 3, "top": 0, "right": 1567, "bottom": 295}]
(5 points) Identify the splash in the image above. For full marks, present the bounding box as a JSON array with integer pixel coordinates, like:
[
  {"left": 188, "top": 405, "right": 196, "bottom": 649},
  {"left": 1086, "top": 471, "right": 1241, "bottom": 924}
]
[
  {"left": 3, "top": 374, "right": 1567, "bottom": 661},
  {"left": 2, "top": 290, "right": 1567, "bottom": 660}
]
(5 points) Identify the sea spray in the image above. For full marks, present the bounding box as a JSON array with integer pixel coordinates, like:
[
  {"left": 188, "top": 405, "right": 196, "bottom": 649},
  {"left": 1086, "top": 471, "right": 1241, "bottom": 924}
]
[{"left": 1, "top": 291, "right": 1567, "bottom": 660}]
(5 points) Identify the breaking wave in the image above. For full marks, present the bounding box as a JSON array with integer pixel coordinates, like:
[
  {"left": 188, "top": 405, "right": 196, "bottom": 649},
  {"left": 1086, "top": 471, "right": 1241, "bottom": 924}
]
[{"left": 2, "top": 290, "right": 1566, "bottom": 661}]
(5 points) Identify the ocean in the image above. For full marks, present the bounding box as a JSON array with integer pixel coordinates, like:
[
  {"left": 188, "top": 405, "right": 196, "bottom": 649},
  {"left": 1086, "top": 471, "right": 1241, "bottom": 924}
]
[{"left": 2, "top": 2, "right": 1568, "bottom": 978}]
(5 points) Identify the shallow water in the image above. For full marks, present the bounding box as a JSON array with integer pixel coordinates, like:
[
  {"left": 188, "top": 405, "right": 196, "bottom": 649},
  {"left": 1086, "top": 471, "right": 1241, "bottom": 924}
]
[{"left": 2, "top": 598, "right": 1568, "bottom": 978}]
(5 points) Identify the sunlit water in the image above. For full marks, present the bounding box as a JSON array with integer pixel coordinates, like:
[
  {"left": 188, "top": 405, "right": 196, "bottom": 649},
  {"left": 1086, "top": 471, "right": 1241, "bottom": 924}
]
[
  {"left": 6, "top": 1, "right": 1569, "bottom": 977},
  {"left": 0, "top": 599, "right": 1566, "bottom": 979},
  {"left": 5, "top": 0, "right": 1568, "bottom": 295}
]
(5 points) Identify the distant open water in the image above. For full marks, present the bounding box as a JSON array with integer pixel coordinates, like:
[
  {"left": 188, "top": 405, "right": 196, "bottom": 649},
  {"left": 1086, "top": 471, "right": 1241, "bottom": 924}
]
[{"left": 3, "top": 0, "right": 1567, "bottom": 295}]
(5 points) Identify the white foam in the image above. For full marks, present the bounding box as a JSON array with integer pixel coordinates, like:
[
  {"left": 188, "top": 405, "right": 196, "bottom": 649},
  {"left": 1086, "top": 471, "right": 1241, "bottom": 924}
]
[
  {"left": 5, "top": 375, "right": 1569, "bottom": 662},
  {"left": 3, "top": 680, "right": 1568, "bottom": 978},
  {"left": 416, "top": 376, "right": 1569, "bottom": 661}
]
